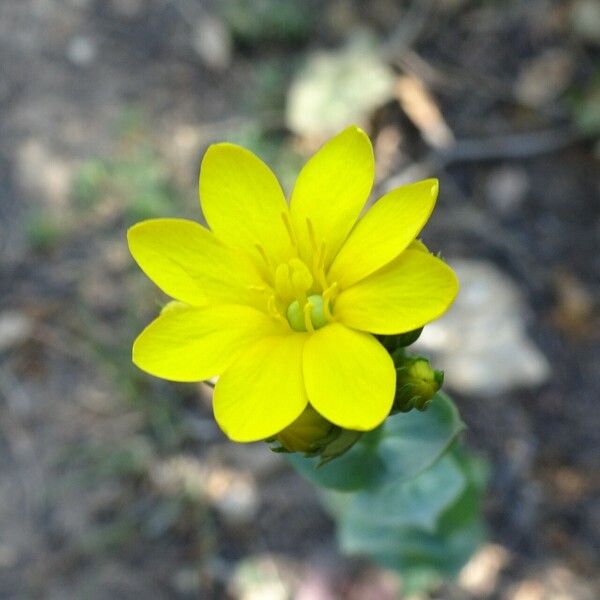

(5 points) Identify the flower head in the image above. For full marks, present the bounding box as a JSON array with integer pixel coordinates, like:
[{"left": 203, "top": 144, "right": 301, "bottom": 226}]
[{"left": 128, "top": 126, "right": 458, "bottom": 442}]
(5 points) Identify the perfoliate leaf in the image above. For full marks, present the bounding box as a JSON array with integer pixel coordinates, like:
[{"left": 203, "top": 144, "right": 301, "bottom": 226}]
[
  {"left": 287, "top": 392, "right": 464, "bottom": 491},
  {"left": 287, "top": 439, "right": 385, "bottom": 491},
  {"left": 338, "top": 453, "right": 466, "bottom": 536},
  {"left": 376, "top": 392, "right": 465, "bottom": 481}
]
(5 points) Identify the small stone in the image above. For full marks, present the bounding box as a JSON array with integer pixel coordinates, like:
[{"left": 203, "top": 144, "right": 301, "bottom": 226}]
[
  {"left": 485, "top": 166, "right": 529, "bottom": 216},
  {"left": 415, "top": 260, "right": 550, "bottom": 396},
  {"left": 192, "top": 15, "right": 232, "bottom": 71},
  {"left": 515, "top": 49, "right": 574, "bottom": 107},
  {"left": 459, "top": 544, "right": 510, "bottom": 596},
  {"left": 571, "top": 0, "right": 600, "bottom": 44},
  {"left": 207, "top": 469, "right": 259, "bottom": 527},
  {"left": 66, "top": 35, "right": 97, "bottom": 67},
  {"left": 230, "top": 555, "right": 298, "bottom": 600},
  {"left": 0, "top": 311, "right": 34, "bottom": 353},
  {"left": 16, "top": 139, "right": 73, "bottom": 208},
  {"left": 286, "top": 33, "right": 395, "bottom": 137}
]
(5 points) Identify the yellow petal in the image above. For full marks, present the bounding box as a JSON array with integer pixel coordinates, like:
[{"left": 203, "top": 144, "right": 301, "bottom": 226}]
[
  {"left": 128, "top": 218, "right": 259, "bottom": 306},
  {"left": 334, "top": 249, "right": 459, "bottom": 334},
  {"left": 329, "top": 179, "right": 438, "bottom": 288},
  {"left": 213, "top": 334, "right": 308, "bottom": 442},
  {"left": 303, "top": 323, "right": 395, "bottom": 430},
  {"left": 290, "top": 126, "right": 374, "bottom": 266},
  {"left": 133, "top": 304, "right": 283, "bottom": 382},
  {"left": 409, "top": 238, "right": 429, "bottom": 253},
  {"left": 199, "top": 143, "right": 293, "bottom": 266}
]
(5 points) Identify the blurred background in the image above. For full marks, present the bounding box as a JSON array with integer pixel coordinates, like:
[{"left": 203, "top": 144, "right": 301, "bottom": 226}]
[{"left": 0, "top": 0, "right": 599, "bottom": 598}]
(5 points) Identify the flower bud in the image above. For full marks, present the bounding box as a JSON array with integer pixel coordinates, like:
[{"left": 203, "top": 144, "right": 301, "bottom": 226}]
[
  {"left": 317, "top": 429, "right": 363, "bottom": 466},
  {"left": 275, "top": 404, "right": 335, "bottom": 453},
  {"left": 394, "top": 356, "right": 443, "bottom": 412}
]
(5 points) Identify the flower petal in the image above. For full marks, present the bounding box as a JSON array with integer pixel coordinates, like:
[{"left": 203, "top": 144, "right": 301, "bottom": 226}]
[
  {"left": 409, "top": 238, "right": 429, "bottom": 253},
  {"left": 334, "top": 249, "right": 459, "bottom": 334},
  {"left": 213, "top": 334, "right": 308, "bottom": 442},
  {"left": 290, "top": 126, "right": 374, "bottom": 266},
  {"left": 127, "top": 218, "right": 260, "bottom": 306},
  {"left": 329, "top": 179, "right": 438, "bottom": 288},
  {"left": 303, "top": 323, "right": 395, "bottom": 431},
  {"left": 199, "top": 143, "right": 293, "bottom": 265},
  {"left": 133, "top": 304, "right": 283, "bottom": 382}
]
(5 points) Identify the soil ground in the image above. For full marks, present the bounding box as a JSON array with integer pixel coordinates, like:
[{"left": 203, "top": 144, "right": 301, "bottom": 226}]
[{"left": 0, "top": 1, "right": 598, "bottom": 598}]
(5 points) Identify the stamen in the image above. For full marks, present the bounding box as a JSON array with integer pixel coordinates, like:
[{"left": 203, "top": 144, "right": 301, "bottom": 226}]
[
  {"left": 255, "top": 243, "right": 272, "bottom": 269},
  {"left": 306, "top": 218, "right": 318, "bottom": 252},
  {"left": 305, "top": 218, "right": 330, "bottom": 291},
  {"left": 281, "top": 212, "right": 297, "bottom": 248},
  {"left": 267, "top": 294, "right": 285, "bottom": 323},
  {"left": 322, "top": 282, "right": 338, "bottom": 321},
  {"left": 316, "top": 240, "right": 329, "bottom": 290},
  {"left": 303, "top": 301, "right": 315, "bottom": 333}
]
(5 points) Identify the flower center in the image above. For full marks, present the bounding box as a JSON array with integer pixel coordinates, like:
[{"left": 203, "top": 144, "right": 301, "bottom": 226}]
[
  {"left": 251, "top": 214, "right": 340, "bottom": 332},
  {"left": 287, "top": 294, "right": 328, "bottom": 332}
]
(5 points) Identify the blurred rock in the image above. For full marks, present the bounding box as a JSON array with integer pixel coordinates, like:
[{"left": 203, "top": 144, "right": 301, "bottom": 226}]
[
  {"left": 66, "top": 35, "right": 97, "bottom": 67},
  {"left": 230, "top": 555, "right": 298, "bottom": 600},
  {"left": 507, "top": 564, "right": 598, "bottom": 600},
  {"left": 459, "top": 544, "right": 510, "bottom": 596},
  {"left": 0, "top": 311, "right": 34, "bottom": 353},
  {"left": 192, "top": 15, "right": 232, "bottom": 72},
  {"left": 208, "top": 469, "right": 259, "bottom": 527},
  {"left": 16, "top": 139, "right": 73, "bottom": 208},
  {"left": 415, "top": 260, "right": 550, "bottom": 396},
  {"left": 515, "top": 48, "right": 574, "bottom": 108},
  {"left": 151, "top": 456, "right": 259, "bottom": 527},
  {"left": 286, "top": 34, "right": 395, "bottom": 138},
  {"left": 571, "top": 0, "right": 600, "bottom": 45},
  {"left": 485, "top": 166, "right": 530, "bottom": 216}
]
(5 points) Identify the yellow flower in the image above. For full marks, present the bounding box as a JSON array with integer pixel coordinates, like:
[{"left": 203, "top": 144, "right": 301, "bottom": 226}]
[{"left": 128, "top": 126, "right": 458, "bottom": 442}]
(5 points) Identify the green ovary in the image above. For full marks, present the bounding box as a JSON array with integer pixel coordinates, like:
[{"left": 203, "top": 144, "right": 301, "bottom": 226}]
[{"left": 286, "top": 294, "right": 328, "bottom": 332}]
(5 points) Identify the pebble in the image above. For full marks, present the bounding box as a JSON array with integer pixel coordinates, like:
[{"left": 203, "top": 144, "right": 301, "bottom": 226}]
[
  {"left": 485, "top": 166, "right": 529, "bottom": 216},
  {"left": 571, "top": 0, "right": 600, "bottom": 44},
  {"left": 66, "top": 35, "right": 97, "bottom": 67},
  {"left": 415, "top": 260, "right": 550, "bottom": 396},
  {"left": 0, "top": 311, "right": 34, "bottom": 353},
  {"left": 192, "top": 15, "right": 232, "bottom": 72},
  {"left": 514, "top": 48, "right": 574, "bottom": 107}
]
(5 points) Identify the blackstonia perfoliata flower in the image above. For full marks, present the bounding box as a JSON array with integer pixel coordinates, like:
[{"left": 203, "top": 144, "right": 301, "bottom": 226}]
[{"left": 128, "top": 126, "right": 458, "bottom": 442}]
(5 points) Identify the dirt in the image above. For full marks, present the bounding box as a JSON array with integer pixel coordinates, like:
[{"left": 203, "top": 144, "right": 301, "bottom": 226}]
[{"left": 0, "top": 1, "right": 598, "bottom": 598}]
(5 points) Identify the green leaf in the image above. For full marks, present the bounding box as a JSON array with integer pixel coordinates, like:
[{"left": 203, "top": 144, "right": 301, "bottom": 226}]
[
  {"left": 366, "top": 518, "right": 485, "bottom": 594},
  {"left": 337, "top": 446, "right": 488, "bottom": 592},
  {"left": 286, "top": 393, "right": 464, "bottom": 491},
  {"left": 286, "top": 441, "right": 385, "bottom": 491},
  {"left": 376, "top": 392, "right": 465, "bottom": 481},
  {"left": 338, "top": 453, "right": 466, "bottom": 540}
]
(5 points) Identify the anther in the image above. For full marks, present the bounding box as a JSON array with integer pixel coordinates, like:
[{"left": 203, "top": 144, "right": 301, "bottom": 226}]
[
  {"left": 281, "top": 212, "right": 297, "bottom": 248},
  {"left": 322, "top": 282, "right": 338, "bottom": 321}
]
